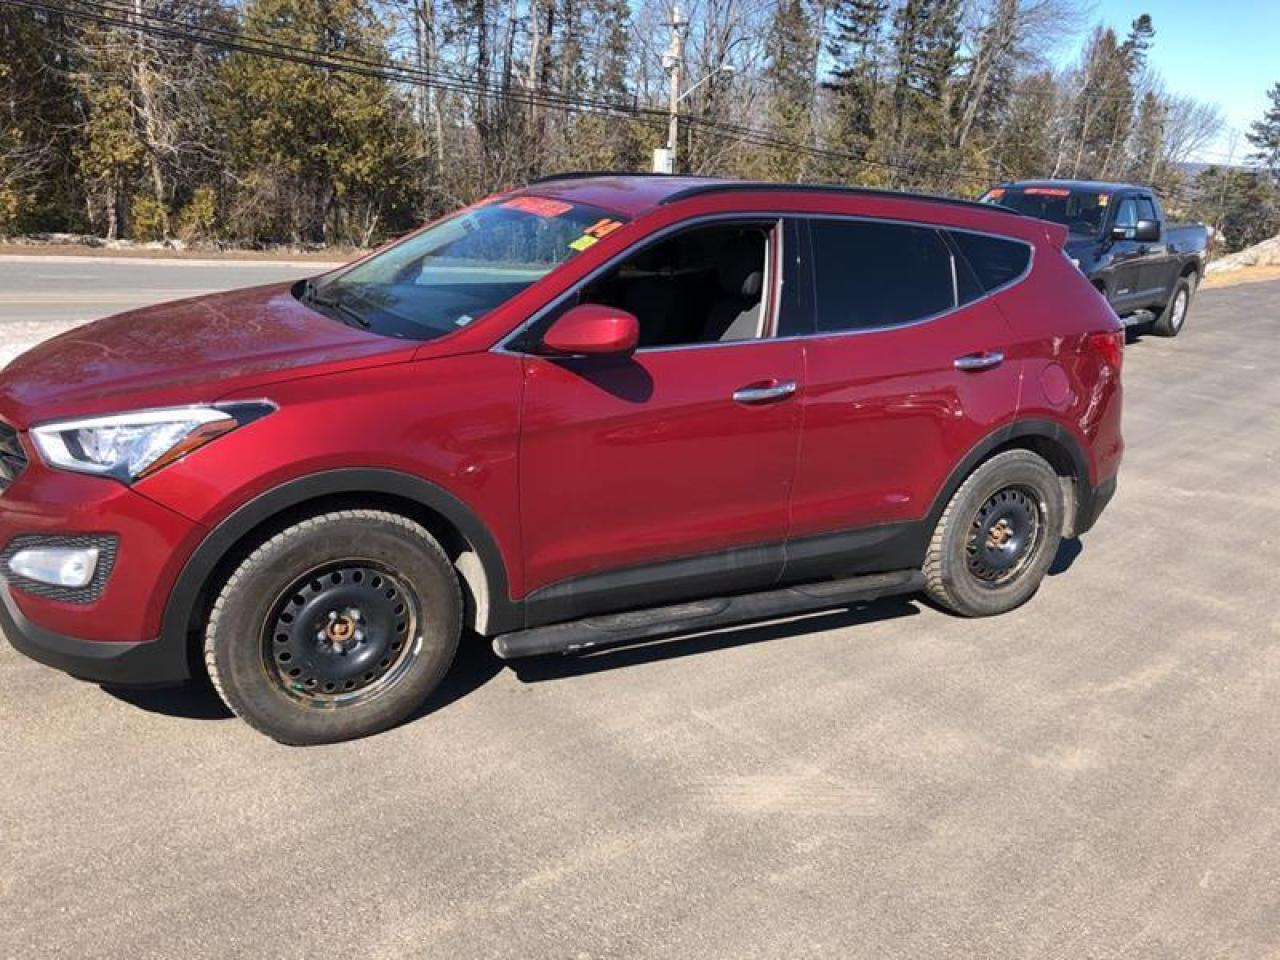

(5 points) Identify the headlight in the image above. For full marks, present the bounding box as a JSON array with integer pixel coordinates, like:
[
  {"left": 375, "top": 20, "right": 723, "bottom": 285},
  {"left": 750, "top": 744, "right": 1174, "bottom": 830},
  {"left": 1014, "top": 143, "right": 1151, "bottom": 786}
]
[{"left": 31, "top": 402, "right": 273, "bottom": 482}]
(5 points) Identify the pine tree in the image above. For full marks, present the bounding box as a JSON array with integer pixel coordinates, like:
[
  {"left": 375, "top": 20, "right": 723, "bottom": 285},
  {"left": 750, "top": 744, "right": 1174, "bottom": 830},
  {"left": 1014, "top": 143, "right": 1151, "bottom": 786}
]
[
  {"left": 824, "top": 0, "right": 886, "bottom": 155},
  {"left": 759, "top": 0, "right": 818, "bottom": 181},
  {"left": 217, "top": 0, "right": 421, "bottom": 245},
  {"left": 885, "top": 0, "right": 962, "bottom": 187},
  {"left": 1247, "top": 82, "right": 1280, "bottom": 181}
]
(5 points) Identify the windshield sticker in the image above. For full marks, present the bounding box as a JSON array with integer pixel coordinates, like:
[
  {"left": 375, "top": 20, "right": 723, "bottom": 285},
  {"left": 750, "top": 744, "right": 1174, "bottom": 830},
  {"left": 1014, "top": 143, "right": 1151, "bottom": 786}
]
[
  {"left": 568, "top": 234, "right": 598, "bottom": 252},
  {"left": 1098, "top": 194, "right": 1110, "bottom": 207},
  {"left": 983, "top": 188, "right": 1006, "bottom": 202},
  {"left": 1024, "top": 187, "right": 1071, "bottom": 197},
  {"left": 583, "top": 218, "right": 624, "bottom": 239},
  {"left": 455, "top": 314, "right": 474, "bottom": 327},
  {"left": 501, "top": 196, "right": 574, "bottom": 218}
]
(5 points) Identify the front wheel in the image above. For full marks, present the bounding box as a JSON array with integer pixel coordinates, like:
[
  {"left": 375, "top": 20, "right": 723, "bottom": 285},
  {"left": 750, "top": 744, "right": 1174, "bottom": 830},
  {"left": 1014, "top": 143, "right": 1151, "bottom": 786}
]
[
  {"left": 923, "top": 450, "right": 1063, "bottom": 617},
  {"left": 204, "top": 510, "right": 461, "bottom": 745},
  {"left": 1152, "top": 276, "right": 1194, "bottom": 337}
]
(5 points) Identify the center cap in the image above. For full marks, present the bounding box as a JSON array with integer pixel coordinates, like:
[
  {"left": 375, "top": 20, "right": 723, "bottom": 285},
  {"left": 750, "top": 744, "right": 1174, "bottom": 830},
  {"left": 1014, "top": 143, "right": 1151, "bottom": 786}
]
[
  {"left": 988, "top": 519, "right": 1014, "bottom": 549},
  {"left": 326, "top": 615, "right": 356, "bottom": 643}
]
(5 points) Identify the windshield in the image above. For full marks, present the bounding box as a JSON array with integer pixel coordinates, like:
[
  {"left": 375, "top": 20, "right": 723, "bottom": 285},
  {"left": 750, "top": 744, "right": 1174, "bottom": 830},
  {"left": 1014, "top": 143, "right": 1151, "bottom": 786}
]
[
  {"left": 981, "top": 186, "right": 1111, "bottom": 237},
  {"left": 302, "top": 196, "right": 628, "bottom": 340}
]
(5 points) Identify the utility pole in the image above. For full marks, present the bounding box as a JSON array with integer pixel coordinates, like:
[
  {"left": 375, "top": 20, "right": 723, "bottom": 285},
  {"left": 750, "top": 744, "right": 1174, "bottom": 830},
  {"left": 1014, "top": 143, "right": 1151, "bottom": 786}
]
[{"left": 654, "top": 3, "right": 687, "bottom": 174}]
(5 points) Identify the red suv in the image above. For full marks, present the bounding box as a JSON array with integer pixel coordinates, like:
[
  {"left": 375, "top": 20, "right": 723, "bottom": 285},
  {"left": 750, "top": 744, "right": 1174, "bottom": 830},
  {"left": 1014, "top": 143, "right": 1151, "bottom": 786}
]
[{"left": 0, "top": 175, "right": 1123, "bottom": 743}]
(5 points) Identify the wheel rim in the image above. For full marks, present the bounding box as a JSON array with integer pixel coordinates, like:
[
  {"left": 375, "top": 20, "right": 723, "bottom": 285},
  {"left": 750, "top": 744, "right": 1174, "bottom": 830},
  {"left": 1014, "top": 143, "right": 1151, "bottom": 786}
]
[
  {"left": 263, "top": 561, "right": 422, "bottom": 708},
  {"left": 1171, "top": 289, "right": 1187, "bottom": 330},
  {"left": 965, "top": 486, "right": 1046, "bottom": 587}
]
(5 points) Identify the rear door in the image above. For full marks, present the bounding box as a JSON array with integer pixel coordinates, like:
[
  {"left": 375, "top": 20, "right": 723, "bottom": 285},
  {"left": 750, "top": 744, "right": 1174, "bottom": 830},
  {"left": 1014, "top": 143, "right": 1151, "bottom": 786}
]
[{"left": 785, "top": 218, "right": 1024, "bottom": 580}]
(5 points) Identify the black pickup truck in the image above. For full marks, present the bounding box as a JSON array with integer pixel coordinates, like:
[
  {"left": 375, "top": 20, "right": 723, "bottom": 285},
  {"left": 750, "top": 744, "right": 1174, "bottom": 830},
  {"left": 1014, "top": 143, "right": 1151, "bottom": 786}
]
[{"left": 981, "top": 180, "right": 1210, "bottom": 337}]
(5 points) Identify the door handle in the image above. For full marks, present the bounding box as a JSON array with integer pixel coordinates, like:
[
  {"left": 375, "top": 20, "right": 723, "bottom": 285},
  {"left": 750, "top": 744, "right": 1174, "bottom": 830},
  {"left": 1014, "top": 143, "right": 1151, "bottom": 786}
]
[
  {"left": 954, "top": 351, "right": 1005, "bottom": 372},
  {"left": 733, "top": 379, "right": 797, "bottom": 404}
]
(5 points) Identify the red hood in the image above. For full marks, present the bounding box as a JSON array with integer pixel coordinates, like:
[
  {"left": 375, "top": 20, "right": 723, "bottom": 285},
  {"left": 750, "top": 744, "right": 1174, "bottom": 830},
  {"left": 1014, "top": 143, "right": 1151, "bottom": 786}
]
[{"left": 0, "top": 283, "right": 416, "bottom": 427}]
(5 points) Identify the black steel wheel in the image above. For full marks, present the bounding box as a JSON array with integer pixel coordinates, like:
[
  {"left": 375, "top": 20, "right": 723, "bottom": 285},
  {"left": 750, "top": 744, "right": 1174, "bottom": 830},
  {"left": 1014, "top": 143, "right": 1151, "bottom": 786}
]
[
  {"left": 205, "top": 510, "right": 461, "bottom": 744},
  {"left": 265, "top": 562, "right": 422, "bottom": 706},
  {"left": 924, "top": 450, "right": 1063, "bottom": 617},
  {"left": 965, "top": 485, "right": 1046, "bottom": 587}
]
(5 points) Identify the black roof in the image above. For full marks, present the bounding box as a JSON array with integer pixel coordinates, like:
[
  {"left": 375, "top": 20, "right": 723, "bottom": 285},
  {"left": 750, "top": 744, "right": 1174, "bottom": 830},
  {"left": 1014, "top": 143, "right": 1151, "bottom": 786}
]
[
  {"left": 526, "top": 171, "right": 1024, "bottom": 217},
  {"left": 999, "top": 178, "right": 1148, "bottom": 193},
  {"left": 658, "top": 180, "right": 1024, "bottom": 216}
]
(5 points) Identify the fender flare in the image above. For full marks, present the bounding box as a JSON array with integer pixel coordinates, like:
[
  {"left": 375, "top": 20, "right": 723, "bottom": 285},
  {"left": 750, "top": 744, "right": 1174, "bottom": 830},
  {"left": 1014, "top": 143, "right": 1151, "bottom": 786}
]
[
  {"left": 159, "top": 468, "right": 521, "bottom": 661},
  {"left": 924, "top": 419, "right": 1094, "bottom": 533}
]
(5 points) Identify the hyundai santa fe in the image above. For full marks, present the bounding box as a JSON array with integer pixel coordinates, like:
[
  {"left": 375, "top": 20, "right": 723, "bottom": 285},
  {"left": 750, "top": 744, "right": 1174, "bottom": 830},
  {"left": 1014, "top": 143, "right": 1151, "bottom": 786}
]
[{"left": 0, "top": 175, "right": 1123, "bottom": 744}]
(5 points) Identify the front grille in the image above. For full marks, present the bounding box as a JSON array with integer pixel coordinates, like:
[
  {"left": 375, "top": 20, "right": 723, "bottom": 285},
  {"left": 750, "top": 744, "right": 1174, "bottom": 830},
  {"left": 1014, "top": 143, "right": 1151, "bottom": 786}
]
[
  {"left": 0, "top": 422, "right": 28, "bottom": 491},
  {"left": 0, "top": 533, "right": 119, "bottom": 603}
]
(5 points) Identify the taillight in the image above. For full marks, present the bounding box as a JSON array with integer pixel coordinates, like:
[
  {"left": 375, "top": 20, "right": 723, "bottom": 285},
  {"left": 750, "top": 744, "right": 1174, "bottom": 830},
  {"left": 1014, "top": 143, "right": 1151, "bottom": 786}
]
[{"left": 1087, "top": 330, "right": 1124, "bottom": 373}]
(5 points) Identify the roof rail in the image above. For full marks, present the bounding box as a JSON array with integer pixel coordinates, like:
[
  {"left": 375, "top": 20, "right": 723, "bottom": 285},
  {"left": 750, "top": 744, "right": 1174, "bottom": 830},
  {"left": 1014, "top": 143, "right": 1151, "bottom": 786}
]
[
  {"left": 526, "top": 170, "right": 722, "bottom": 185},
  {"left": 657, "top": 180, "right": 1022, "bottom": 216}
]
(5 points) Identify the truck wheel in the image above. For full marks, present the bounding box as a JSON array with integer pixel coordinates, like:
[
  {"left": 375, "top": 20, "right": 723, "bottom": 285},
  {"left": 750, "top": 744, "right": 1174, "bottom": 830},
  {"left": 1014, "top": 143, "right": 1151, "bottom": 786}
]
[
  {"left": 1152, "top": 276, "right": 1193, "bottom": 337},
  {"left": 204, "top": 510, "right": 461, "bottom": 745},
  {"left": 923, "top": 450, "right": 1063, "bottom": 618}
]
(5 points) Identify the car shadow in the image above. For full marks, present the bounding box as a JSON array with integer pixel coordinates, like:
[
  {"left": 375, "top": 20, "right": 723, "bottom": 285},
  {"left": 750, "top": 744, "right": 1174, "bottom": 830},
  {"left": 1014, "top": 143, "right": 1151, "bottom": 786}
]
[
  {"left": 102, "top": 679, "right": 235, "bottom": 721},
  {"left": 94, "top": 597, "right": 930, "bottom": 726},
  {"left": 101, "top": 630, "right": 510, "bottom": 726},
  {"left": 406, "top": 631, "right": 507, "bottom": 723},
  {"left": 508, "top": 596, "right": 921, "bottom": 684},
  {"left": 1048, "top": 537, "right": 1083, "bottom": 576}
]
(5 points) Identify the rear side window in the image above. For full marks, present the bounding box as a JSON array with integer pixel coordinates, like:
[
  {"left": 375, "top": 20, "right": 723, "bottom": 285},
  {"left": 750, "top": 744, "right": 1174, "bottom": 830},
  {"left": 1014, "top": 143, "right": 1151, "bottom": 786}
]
[
  {"left": 808, "top": 220, "right": 954, "bottom": 332},
  {"left": 950, "top": 231, "right": 1031, "bottom": 302}
]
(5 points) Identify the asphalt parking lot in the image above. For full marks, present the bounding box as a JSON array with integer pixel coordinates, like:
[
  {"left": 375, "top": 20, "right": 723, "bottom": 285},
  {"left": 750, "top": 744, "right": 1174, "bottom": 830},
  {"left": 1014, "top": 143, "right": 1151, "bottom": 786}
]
[{"left": 1, "top": 260, "right": 1278, "bottom": 958}]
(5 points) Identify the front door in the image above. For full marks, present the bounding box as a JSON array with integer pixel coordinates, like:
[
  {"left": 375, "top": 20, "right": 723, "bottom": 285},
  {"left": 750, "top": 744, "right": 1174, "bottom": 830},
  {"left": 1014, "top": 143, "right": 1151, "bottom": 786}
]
[
  {"left": 1105, "top": 196, "right": 1147, "bottom": 313},
  {"left": 515, "top": 219, "right": 805, "bottom": 625}
]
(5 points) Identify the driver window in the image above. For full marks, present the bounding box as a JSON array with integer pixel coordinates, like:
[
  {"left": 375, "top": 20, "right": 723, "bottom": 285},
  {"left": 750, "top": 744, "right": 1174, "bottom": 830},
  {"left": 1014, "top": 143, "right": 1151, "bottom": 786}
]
[{"left": 579, "top": 222, "right": 776, "bottom": 349}]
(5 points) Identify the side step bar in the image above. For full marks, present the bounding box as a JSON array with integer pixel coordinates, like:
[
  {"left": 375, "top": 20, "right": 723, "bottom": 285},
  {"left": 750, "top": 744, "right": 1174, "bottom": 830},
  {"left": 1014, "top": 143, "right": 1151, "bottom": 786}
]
[{"left": 492, "top": 569, "right": 924, "bottom": 660}]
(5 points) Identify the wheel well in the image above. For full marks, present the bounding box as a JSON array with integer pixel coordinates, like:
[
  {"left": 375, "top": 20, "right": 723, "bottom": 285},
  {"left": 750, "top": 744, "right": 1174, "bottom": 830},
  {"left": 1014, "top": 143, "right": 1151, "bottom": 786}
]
[
  {"left": 983, "top": 435, "right": 1085, "bottom": 538},
  {"left": 1179, "top": 261, "right": 1201, "bottom": 283},
  {"left": 182, "top": 492, "right": 491, "bottom": 674}
]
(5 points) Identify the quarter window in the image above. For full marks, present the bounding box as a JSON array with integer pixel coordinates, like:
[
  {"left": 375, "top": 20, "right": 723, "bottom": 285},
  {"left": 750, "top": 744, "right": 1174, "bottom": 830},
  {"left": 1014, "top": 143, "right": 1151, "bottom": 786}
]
[
  {"left": 808, "top": 220, "right": 954, "bottom": 332},
  {"left": 950, "top": 231, "right": 1031, "bottom": 301}
]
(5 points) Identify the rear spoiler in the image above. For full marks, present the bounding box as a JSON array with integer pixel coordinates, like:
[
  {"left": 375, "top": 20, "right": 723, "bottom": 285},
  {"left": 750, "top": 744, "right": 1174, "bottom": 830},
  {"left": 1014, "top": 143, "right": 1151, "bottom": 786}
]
[{"left": 1041, "top": 222, "right": 1069, "bottom": 250}]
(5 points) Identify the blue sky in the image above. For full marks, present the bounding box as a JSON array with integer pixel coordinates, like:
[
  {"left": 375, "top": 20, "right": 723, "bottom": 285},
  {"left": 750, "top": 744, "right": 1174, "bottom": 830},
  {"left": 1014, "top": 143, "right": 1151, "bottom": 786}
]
[{"left": 1063, "top": 0, "right": 1279, "bottom": 162}]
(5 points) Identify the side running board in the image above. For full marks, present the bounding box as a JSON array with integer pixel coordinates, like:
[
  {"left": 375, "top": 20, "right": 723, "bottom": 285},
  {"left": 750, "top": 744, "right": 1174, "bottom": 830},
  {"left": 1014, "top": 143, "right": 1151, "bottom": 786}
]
[{"left": 492, "top": 569, "right": 924, "bottom": 660}]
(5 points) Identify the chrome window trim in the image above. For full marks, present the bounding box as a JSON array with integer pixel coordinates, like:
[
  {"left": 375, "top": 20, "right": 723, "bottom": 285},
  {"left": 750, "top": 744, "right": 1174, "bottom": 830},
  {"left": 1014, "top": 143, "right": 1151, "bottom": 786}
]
[{"left": 493, "top": 210, "right": 1036, "bottom": 357}]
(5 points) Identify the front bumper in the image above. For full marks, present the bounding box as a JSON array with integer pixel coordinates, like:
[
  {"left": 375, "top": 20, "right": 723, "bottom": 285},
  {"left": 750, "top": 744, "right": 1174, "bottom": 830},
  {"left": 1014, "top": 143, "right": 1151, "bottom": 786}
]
[
  {"left": 1, "top": 583, "right": 189, "bottom": 684},
  {"left": 0, "top": 453, "right": 205, "bottom": 684}
]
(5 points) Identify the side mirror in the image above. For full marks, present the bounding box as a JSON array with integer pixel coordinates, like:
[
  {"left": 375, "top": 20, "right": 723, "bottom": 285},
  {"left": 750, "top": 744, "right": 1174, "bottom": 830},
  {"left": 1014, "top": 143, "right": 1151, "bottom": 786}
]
[
  {"left": 1133, "top": 219, "right": 1160, "bottom": 243},
  {"left": 541, "top": 304, "right": 639, "bottom": 357}
]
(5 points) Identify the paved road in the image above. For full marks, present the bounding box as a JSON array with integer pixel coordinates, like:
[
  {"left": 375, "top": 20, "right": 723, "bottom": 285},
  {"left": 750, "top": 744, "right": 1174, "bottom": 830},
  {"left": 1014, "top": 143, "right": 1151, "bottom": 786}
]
[
  {"left": 0, "top": 255, "right": 340, "bottom": 365},
  {"left": 2, "top": 264, "right": 1279, "bottom": 959}
]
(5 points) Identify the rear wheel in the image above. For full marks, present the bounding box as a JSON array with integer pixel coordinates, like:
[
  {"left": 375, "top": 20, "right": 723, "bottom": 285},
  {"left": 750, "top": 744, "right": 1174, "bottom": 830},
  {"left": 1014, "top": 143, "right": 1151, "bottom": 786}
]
[
  {"left": 1152, "top": 276, "right": 1193, "bottom": 337},
  {"left": 204, "top": 510, "right": 461, "bottom": 745},
  {"left": 924, "top": 450, "right": 1063, "bottom": 617}
]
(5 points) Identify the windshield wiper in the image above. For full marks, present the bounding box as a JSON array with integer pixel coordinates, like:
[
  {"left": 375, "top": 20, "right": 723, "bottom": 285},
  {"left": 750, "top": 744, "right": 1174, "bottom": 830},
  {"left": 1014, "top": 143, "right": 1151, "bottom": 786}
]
[{"left": 300, "top": 278, "right": 371, "bottom": 329}]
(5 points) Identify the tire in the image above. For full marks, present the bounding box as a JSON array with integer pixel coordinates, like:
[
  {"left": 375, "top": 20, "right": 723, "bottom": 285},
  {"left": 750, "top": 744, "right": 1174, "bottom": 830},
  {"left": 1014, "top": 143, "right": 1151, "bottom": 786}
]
[
  {"left": 923, "top": 450, "right": 1064, "bottom": 618},
  {"left": 1152, "top": 276, "right": 1193, "bottom": 337},
  {"left": 204, "top": 510, "right": 461, "bottom": 745}
]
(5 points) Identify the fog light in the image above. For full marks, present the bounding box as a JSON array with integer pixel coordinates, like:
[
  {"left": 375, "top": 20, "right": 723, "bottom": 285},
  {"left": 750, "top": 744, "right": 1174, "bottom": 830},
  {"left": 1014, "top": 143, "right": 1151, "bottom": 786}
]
[{"left": 8, "top": 546, "right": 100, "bottom": 588}]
